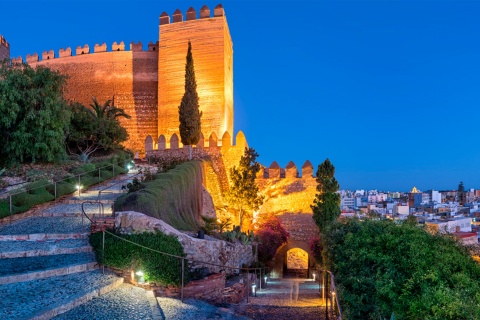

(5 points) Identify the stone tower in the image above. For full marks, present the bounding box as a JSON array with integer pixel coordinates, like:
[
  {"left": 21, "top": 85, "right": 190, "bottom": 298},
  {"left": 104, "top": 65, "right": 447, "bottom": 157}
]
[
  {"left": 0, "top": 35, "right": 10, "bottom": 61},
  {"left": 157, "top": 4, "right": 234, "bottom": 145}
]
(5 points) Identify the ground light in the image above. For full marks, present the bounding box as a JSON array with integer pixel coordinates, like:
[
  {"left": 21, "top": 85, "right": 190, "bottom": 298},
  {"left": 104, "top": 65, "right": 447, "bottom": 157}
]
[
  {"left": 252, "top": 284, "right": 257, "bottom": 297},
  {"left": 312, "top": 272, "right": 316, "bottom": 281},
  {"left": 75, "top": 184, "right": 82, "bottom": 197},
  {"left": 126, "top": 164, "right": 132, "bottom": 171},
  {"left": 135, "top": 270, "right": 145, "bottom": 284}
]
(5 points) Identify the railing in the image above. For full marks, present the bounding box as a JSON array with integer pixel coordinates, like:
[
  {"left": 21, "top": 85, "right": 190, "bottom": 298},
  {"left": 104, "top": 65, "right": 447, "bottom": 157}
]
[
  {"left": 1, "top": 159, "right": 134, "bottom": 222},
  {"left": 81, "top": 201, "right": 105, "bottom": 230},
  {"left": 316, "top": 268, "right": 342, "bottom": 320},
  {"left": 100, "top": 229, "right": 268, "bottom": 303}
]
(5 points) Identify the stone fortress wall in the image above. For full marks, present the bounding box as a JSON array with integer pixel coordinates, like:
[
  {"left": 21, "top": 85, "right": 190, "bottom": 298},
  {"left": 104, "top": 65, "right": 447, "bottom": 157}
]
[
  {"left": 0, "top": 35, "right": 10, "bottom": 61},
  {"left": 158, "top": 5, "right": 233, "bottom": 143},
  {"left": 145, "top": 131, "right": 319, "bottom": 246},
  {"left": 9, "top": 4, "right": 232, "bottom": 156},
  {"left": 21, "top": 42, "right": 159, "bottom": 154},
  {"left": 145, "top": 130, "right": 248, "bottom": 216}
]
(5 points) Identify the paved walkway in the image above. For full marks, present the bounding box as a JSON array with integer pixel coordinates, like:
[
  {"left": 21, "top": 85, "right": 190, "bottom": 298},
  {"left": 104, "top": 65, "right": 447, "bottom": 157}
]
[
  {"left": 230, "top": 278, "right": 327, "bottom": 320},
  {"left": 0, "top": 169, "right": 329, "bottom": 319}
]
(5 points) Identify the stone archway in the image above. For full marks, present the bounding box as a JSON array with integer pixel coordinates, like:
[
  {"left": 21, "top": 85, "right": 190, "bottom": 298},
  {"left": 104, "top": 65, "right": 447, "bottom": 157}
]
[{"left": 271, "top": 239, "right": 314, "bottom": 279}]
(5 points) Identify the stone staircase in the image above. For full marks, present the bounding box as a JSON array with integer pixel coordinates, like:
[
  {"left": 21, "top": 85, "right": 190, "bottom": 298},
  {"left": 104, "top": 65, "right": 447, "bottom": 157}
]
[
  {"left": 0, "top": 213, "right": 124, "bottom": 319},
  {"left": 0, "top": 173, "right": 163, "bottom": 319}
]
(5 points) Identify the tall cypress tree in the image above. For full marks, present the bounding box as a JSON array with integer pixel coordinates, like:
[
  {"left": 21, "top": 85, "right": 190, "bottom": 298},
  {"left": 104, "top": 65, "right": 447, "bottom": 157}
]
[
  {"left": 178, "top": 41, "right": 202, "bottom": 159},
  {"left": 311, "top": 158, "right": 341, "bottom": 232}
]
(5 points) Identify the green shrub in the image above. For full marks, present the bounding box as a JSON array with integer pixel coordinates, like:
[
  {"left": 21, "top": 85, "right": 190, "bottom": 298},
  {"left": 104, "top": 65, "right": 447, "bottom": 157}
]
[
  {"left": 325, "top": 219, "right": 480, "bottom": 319},
  {"left": 11, "top": 187, "right": 55, "bottom": 213},
  {"left": 0, "top": 199, "right": 9, "bottom": 219},
  {"left": 45, "top": 180, "right": 76, "bottom": 198},
  {"left": 114, "top": 161, "right": 203, "bottom": 231},
  {"left": 89, "top": 230, "right": 189, "bottom": 285},
  {"left": 72, "top": 163, "right": 96, "bottom": 175}
]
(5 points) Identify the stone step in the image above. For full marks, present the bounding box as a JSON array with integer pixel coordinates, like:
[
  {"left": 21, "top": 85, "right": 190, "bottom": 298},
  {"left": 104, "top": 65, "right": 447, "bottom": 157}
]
[
  {"left": 0, "top": 238, "right": 92, "bottom": 259},
  {"left": 0, "top": 216, "right": 90, "bottom": 235},
  {"left": 0, "top": 232, "right": 89, "bottom": 241},
  {"left": 0, "top": 269, "right": 123, "bottom": 320},
  {"left": 0, "top": 252, "right": 97, "bottom": 284},
  {"left": 41, "top": 203, "right": 112, "bottom": 216},
  {"left": 52, "top": 283, "right": 162, "bottom": 320}
]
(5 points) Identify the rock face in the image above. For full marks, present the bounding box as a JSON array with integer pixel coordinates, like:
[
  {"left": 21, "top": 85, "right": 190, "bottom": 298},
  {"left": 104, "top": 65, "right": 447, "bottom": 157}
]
[{"left": 115, "top": 211, "right": 254, "bottom": 275}]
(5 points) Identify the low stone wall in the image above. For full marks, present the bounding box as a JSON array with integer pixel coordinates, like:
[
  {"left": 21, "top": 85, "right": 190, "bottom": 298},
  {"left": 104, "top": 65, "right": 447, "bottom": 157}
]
[
  {"left": 115, "top": 211, "right": 255, "bottom": 275},
  {"left": 112, "top": 262, "right": 254, "bottom": 303},
  {"left": 152, "top": 272, "right": 225, "bottom": 302}
]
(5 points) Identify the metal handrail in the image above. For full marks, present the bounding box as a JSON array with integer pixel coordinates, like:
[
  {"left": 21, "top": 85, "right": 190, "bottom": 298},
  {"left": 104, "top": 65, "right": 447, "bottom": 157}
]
[
  {"left": 96, "top": 170, "right": 142, "bottom": 202},
  {"left": 101, "top": 229, "right": 269, "bottom": 302},
  {"left": 2, "top": 159, "right": 133, "bottom": 221},
  {"left": 317, "top": 268, "right": 342, "bottom": 320},
  {"left": 81, "top": 201, "right": 105, "bottom": 230}
]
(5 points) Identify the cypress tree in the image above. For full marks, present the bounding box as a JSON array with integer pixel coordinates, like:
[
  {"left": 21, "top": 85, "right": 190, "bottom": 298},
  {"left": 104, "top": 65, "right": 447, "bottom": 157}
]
[
  {"left": 178, "top": 41, "right": 202, "bottom": 159},
  {"left": 311, "top": 158, "right": 341, "bottom": 232}
]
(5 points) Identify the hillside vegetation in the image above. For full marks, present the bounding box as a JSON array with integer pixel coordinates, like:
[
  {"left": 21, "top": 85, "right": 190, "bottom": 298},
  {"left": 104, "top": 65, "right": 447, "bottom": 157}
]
[
  {"left": 324, "top": 218, "right": 480, "bottom": 319},
  {"left": 114, "top": 160, "right": 204, "bottom": 231}
]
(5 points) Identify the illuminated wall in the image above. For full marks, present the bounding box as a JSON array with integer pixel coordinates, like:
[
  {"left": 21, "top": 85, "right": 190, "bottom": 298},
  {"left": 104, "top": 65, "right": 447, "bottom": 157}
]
[
  {"left": 0, "top": 35, "right": 9, "bottom": 61},
  {"left": 13, "top": 4, "right": 233, "bottom": 155},
  {"left": 22, "top": 43, "right": 159, "bottom": 155},
  {"left": 286, "top": 248, "right": 309, "bottom": 270},
  {"left": 158, "top": 5, "right": 234, "bottom": 143}
]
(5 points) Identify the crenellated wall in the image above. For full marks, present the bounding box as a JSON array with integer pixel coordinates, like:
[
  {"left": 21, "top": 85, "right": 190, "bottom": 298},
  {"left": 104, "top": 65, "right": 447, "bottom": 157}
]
[
  {"left": 22, "top": 41, "right": 158, "bottom": 154},
  {"left": 158, "top": 4, "right": 234, "bottom": 143},
  {"left": 9, "top": 4, "right": 231, "bottom": 157},
  {"left": 0, "top": 35, "right": 10, "bottom": 62},
  {"left": 145, "top": 130, "right": 247, "bottom": 213}
]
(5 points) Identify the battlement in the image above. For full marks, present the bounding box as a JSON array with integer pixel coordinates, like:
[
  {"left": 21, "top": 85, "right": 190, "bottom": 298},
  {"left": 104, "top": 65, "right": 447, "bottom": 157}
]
[
  {"left": 0, "top": 34, "right": 10, "bottom": 62},
  {"left": 18, "top": 40, "right": 160, "bottom": 65},
  {"left": 258, "top": 160, "right": 315, "bottom": 180},
  {"left": 160, "top": 4, "right": 224, "bottom": 25},
  {"left": 0, "top": 35, "right": 9, "bottom": 48},
  {"left": 144, "top": 130, "right": 246, "bottom": 151}
]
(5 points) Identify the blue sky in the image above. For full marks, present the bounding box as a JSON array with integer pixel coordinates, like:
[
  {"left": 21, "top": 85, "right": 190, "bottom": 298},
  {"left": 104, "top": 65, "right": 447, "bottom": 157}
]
[{"left": 1, "top": 0, "right": 479, "bottom": 191}]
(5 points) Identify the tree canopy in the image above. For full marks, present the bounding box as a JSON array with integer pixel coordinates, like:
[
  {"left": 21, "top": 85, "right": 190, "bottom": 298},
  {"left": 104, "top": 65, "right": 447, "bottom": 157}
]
[
  {"left": 323, "top": 218, "right": 480, "bottom": 319},
  {"left": 178, "top": 41, "right": 202, "bottom": 159},
  {"left": 0, "top": 62, "right": 71, "bottom": 166},
  {"left": 311, "top": 158, "right": 341, "bottom": 232},
  {"left": 226, "top": 147, "right": 264, "bottom": 230},
  {"left": 66, "top": 98, "right": 130, "bottom": 162}
]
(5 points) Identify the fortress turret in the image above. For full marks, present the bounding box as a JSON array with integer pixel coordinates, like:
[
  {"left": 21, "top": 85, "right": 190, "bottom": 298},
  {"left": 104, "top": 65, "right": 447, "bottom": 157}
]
[{"left": 0, "top": 35, "right": 10, "bottom": 62}]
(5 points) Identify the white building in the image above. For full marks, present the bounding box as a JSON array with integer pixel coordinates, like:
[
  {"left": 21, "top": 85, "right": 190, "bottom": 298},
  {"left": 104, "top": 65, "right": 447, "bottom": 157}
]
[
  {"left": 425, "top": 217, "right": 472, "bottom": 234},
  {"left": 431, "top": 190, "right": 441, "bottom": 204}
]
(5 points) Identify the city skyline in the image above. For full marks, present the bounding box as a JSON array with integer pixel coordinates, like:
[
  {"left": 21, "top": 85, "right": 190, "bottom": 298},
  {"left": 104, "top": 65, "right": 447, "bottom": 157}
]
[{"left": 1, "top": 0, "right": 479, "bottom": 191}]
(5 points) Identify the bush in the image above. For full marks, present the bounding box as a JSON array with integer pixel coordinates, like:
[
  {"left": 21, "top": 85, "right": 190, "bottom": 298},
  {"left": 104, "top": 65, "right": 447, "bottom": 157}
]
[
  {"left": 45, "top": 180, "right": 76, "bottom": 198},
  {"left": 114, "top": 161, "right": 203, "bottom": 231},
  {"left": 324, "top": 219, "right": 480, "bottom": 319},
  {"left": 256, "top": 215, "right": 289, "bottom": 263},
  {"left": 89, "top": 230, "right": 189, "bottom": 285}
]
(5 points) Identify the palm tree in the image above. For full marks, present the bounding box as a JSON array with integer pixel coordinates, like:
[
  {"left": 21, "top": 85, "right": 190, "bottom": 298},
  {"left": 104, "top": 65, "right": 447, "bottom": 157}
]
[{"left": 89, "top": 97, "right": 131, "bottom": 120}]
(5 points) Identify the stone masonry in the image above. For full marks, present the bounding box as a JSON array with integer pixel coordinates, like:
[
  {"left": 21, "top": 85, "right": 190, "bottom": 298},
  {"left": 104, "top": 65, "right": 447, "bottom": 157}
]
[{"left": 115, "top": 211, "right": 255, "bottom": 275}]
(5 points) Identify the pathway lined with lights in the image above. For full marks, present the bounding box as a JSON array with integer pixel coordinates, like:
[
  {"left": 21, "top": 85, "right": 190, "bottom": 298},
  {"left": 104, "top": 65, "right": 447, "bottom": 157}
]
[
  {"left": 0, "top": 172, "right": 139, "bottom": 319},
  {"left": 230, "top": 277, "right": 327, "bottom": 320}
]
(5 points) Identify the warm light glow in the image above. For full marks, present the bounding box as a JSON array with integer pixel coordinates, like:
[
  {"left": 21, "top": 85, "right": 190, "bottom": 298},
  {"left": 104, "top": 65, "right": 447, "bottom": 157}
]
[
  {"left": 127, "top": 164, "right": 132, "bottom": 170},
  {"left": 313, "top": 273, "right": 316, "bottom": 281},
  {"left": 76, "top": 185, "right": 82, "bottom": 190},
  {"left": 287, "top": 248, "right": 309, "bottom": 270},
  {"left": 135, "top": 270, "right": 144, "bottom": 276}
]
